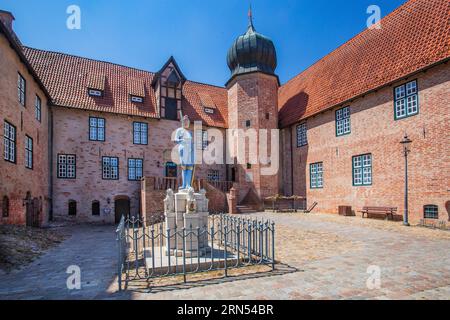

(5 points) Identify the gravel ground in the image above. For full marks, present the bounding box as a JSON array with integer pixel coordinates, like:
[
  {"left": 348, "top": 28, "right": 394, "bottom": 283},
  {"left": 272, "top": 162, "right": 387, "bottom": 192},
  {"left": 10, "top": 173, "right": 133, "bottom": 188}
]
[{"left": 0, "top": 225, "right": 67, "bottom": 273}]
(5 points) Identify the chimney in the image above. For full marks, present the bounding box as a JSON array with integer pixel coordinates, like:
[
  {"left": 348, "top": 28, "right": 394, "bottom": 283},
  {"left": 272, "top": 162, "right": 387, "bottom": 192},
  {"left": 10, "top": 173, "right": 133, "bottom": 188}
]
[{"left": 0, "top": 10, "right": 15, "bottom": 32}]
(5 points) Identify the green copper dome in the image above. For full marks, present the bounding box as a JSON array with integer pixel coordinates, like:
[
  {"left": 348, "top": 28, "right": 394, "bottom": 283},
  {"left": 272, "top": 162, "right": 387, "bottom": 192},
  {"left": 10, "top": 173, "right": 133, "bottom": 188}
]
[{"left": 227, "top": 10, "right": 277, "bottom": 80}]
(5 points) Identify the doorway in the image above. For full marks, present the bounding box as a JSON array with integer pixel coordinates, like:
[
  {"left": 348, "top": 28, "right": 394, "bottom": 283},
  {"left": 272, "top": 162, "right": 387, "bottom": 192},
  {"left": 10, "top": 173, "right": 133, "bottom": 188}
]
[
  {"left": 25, "top": 192, "right": 40, "bottom": 227},
  {"left": 115, "top": 197, "right": 130, "bottom": 224}
]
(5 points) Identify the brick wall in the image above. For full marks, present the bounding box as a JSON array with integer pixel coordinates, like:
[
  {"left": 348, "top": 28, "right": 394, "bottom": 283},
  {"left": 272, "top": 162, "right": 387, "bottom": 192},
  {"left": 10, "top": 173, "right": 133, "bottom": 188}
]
[
  {"left": 282, "top": 62, "right": 450, "bottom": 224},
  {"left": 52, "top": 107, "right": 227, "bottom": 223},
  {"left": 0, "top": 33, "right": 50, "bottom": 226},
  {"left": 227, "top": 72, "right": 280, "bottom": 203}
]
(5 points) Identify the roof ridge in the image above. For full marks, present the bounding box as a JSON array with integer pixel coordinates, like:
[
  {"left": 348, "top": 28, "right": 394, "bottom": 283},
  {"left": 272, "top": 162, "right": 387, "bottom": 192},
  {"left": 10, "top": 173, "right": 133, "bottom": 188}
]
[
  {"left": 280, "top": 0, "right": 411, "bottom": 88},
  {"left": 185, "top": 79, "right": 226, "bottom": 90},
  {"left": 24, "top": 46, "right": 227, "bottom": 89},
  {"left": 23, "top": 46, "right": 156, "bottom": 75}
]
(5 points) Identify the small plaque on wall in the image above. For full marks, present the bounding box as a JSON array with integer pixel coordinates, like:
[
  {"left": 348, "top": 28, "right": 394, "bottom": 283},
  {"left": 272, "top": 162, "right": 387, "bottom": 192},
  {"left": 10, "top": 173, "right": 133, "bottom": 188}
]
[{"left": 245, "top": 172, "right": 254, "bottom": 182}]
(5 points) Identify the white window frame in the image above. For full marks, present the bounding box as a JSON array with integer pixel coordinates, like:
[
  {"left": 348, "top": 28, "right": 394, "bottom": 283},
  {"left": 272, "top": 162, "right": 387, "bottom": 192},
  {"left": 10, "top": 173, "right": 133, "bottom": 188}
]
[
  {"left": 296, "top": 123, "right": 307, "bottom": 147},
  {"left": 102, "top": 156, "right": 119, "bottom": 180},
  {"left": 395, "top": 80, "right": 418, "bottom": 120},
  {"left": 353, "top": 154, "right": 372, "bottom": 186},
  {"left": 336, "top": 106, "right": 351, "bottom": 136},
  {"left": 128, "top": 158, "right": 143, "bottom": 181},
  {"left": 3, "top": 121, "right": 16, "bottom": 163}
]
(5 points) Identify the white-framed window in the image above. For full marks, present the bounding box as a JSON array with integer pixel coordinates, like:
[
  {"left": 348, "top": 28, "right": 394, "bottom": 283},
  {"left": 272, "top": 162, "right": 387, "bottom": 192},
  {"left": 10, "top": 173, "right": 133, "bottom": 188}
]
[
  {"left": 3, "top": 121, "right": 16, "bottom": 163},
  {"left": 424, "top": 205, "right": 438, "bottom": 220},
  {"left": 25, "top": 135, "right": 33, "bottom": 169},
  {"left": 204, "top": 107, "right": 215, "bottom": 114},
  {"left": 89, "top": 117, "right": 105, "bottom": 141},
  {"left": 196, "top": 130, "right": 208, "bottom": 150},
  {"left": 336, "top": 106, "right": 351, "bottom": 136},
  {"left": 395, "top": 80, "right": 418, "bottom": 119},
  {"left": 18, "top": 73, "right": 26, "bottom": 106},
  {"left": 207, "top": 170, "right": 220, "bottom": 181},
  {"left": 57, "top": 154, "right": 76, "bottom": 179},
  {"left": 310, "top": 162, "right": 323, "bottom": 189},
  {"left": 128, "top": 158, "right": 143, "bottom": 181},
  {"left": 296, "top": 123, "right": 307, "bottom": 147},
  {"left": 133, "top": 122, "right": 148, "bottom": 145},
  {"left": 353, "top": 154, "right": 372, "bottom": 186},
  {"left": 131, "top": 95, "right": 143, "bottom": 103},
  {"left": 102, "top": 156, "right": 119, "bottom": 180},
  {"left": 88, "top": 89, "right": 103, "bottom": 97},
  {"left": 35, "top": 95, "right": 41, "bottom": 122}
]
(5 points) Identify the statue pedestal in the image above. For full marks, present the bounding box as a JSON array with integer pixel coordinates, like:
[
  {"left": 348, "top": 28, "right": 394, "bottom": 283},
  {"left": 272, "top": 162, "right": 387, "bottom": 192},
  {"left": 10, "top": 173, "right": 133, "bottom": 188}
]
[{"left": 164, "top": 188, "right": 210, "bottom": 257}]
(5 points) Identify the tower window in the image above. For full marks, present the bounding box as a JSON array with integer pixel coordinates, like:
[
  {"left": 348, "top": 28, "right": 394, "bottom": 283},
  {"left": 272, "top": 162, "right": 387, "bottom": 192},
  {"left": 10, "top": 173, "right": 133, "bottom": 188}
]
[
  {"left": 394, "top": 80, "right": 418, "bottom": 120},
  {"left": 245, "top": 120, "right": 251, "bottom": 128},
  {"left": 424, "top": 205, "right": 438, "bottom": 220},
  {"left": 336, "top": 106, "right": 351, "bottom": 136},
  {"left": 296, "top": 123, "right": 307, "bottom": 147}
]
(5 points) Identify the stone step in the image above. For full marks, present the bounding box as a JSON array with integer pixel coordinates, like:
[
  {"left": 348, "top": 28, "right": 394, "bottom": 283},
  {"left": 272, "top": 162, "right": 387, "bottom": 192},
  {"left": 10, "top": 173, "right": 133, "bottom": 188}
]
[{"left": 236, "top": 205, "right": 258, "bottom": 214}]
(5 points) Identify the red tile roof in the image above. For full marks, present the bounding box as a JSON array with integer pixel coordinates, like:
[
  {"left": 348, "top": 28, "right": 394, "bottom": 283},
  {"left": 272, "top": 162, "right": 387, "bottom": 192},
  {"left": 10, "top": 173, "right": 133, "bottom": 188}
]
[
  {"left": 23, "top": 47, "right": 228, "bottom": 127},
  {"left": 278, "top": 0, "right": 450, "bottom": 128}
]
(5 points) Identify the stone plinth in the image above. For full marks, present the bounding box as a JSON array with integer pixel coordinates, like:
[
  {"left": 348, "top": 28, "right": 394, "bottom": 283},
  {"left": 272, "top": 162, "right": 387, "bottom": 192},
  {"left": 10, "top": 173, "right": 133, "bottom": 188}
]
[{"left": 164, "top": 188, "right": 210, "bottom": 257}]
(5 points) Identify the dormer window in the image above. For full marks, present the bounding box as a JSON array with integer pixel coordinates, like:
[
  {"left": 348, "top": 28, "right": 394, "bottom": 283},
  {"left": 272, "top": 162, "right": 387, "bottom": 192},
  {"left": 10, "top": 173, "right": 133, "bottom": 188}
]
[
  {"left": 88, "top": 89, "right": 103, "bottom": 97},
  {"left": 204, "top": 107, "right": 215, "bottom": 114},
  {"left": 131, "top": 95, "right": 143, "bottom": 103}
]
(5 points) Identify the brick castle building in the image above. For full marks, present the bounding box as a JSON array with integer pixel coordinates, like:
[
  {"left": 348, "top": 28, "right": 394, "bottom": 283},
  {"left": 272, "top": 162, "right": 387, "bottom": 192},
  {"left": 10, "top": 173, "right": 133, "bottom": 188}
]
[{"left": 1, "top": 0, "right": 449, "bottom": 226}]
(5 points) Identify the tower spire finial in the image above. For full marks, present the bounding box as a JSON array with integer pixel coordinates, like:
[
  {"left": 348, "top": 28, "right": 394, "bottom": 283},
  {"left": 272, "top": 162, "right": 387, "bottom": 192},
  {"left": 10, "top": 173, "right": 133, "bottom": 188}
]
[{"left": 248, "top": 2, "right": 255, "bottom": 31}]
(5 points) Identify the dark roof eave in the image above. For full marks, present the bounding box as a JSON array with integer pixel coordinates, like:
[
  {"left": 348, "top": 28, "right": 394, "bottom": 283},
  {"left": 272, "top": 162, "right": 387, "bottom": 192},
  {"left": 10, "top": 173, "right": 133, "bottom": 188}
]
[{"left": 225, "top": 70, "right": 280, "bottom": 88}]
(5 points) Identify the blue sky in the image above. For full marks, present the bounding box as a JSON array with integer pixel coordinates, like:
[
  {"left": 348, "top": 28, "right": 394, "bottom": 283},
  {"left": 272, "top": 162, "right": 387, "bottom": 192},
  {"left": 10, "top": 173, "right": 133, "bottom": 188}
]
[{"left": 1, "top": 0, "right": 406, "bottom": 86}]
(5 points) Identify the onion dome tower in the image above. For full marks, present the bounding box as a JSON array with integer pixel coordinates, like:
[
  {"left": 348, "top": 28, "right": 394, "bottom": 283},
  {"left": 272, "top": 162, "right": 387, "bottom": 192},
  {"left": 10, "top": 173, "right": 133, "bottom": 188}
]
[
  {"left": 226, "top": 7, "right": 277, "bottom": 84},
  {"left": 226, "top": 6, "right": 280, "bottom": 206}
]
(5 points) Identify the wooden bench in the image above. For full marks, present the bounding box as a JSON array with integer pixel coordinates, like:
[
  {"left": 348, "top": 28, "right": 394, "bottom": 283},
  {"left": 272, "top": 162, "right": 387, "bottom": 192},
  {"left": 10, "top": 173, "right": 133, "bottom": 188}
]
[{"left": 360, "top": 207, "right": 398, "bottom": 221}]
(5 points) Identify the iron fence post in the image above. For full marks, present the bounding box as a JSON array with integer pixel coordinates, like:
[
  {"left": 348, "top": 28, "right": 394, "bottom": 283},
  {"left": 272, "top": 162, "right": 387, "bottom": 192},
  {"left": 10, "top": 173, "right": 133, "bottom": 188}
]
[
  {"left": 224, "top": 226, "right": 228, "bottom": 277},
  {"left": 271, "top": 222, "right": 275, "bottom": 271},
  {"left": 182, "top": 228, "right": 186, "bottom": 283},
  {"left": 117, "top": 227, "right": 122, "bottom": 292}
]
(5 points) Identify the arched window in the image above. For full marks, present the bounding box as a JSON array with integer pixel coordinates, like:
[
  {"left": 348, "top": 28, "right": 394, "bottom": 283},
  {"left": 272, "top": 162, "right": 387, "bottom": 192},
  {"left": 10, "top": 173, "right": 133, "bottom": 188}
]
[
  {"left": 2, "top": 196, "right": 9, "bottom": 217},
  {"left": 68, "top": 200, "right": 77, "bottom": 216},
  {"left": 424, "top": 205, "right": 438, "bottom": 220},
  {"left": 92, "top": 200, "right": 100, "bottom": 216}
]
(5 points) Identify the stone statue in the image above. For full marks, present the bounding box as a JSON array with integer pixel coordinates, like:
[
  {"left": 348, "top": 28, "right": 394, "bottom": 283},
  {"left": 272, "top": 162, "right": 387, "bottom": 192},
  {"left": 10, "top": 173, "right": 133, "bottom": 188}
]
[
  {"left": 175, "top": 115, "right": 195, "bottom": 190},
  {"left": 164, "top": 189, "right": 175, "bottom": 213}
]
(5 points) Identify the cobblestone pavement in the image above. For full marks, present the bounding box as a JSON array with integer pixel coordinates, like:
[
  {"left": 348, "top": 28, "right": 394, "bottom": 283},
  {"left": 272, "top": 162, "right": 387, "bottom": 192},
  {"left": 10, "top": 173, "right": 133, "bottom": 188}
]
[
  {"left": 1, "top": 214, "right": 449, "bottom": 300},
  {"left": 0, "top": 225, "right": 117, "bottom": 300}
]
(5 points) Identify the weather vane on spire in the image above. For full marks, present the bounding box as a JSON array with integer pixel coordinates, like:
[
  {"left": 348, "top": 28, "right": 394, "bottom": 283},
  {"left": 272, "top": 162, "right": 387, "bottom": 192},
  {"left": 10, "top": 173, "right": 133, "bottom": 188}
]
[{"left": 248, "top": 2, "right": 255, "bottom": 31}]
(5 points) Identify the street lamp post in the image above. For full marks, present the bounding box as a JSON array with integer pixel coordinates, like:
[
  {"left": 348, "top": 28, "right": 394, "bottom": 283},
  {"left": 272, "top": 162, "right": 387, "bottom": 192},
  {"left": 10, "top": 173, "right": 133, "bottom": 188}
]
[{"left": 400, "top": 135, "right": 412, "bottom": 226}]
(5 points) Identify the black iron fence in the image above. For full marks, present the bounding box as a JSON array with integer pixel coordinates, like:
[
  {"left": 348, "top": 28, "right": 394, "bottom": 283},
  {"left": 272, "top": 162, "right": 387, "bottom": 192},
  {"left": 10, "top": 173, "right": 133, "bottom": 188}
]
[{"left": 116, "top": 213, "right": 276, "bottom": 291}]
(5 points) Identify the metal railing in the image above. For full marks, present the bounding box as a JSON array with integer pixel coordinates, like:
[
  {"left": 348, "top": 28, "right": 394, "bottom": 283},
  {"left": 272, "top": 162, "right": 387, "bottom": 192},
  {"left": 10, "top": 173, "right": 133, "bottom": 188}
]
[{"left": 116, "top": 213, "right": 275, "bottom": 291}]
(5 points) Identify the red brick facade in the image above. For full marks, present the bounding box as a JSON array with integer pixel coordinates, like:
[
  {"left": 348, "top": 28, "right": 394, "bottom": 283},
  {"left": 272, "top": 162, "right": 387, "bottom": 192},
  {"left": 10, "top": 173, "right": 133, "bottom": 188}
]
[
  {"left": 281, "top": 63, "right": 450, "bottom": 224},
  {"left": 1, "top": 0, "right": 449, "bottom": 227},
  {"left": 0, "top": 28, "right": 50, "bottom": 226}
]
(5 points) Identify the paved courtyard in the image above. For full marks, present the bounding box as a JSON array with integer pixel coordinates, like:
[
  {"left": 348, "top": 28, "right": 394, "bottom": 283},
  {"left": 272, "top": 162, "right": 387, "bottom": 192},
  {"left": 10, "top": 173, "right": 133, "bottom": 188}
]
[{"left": 0, "top": 213, "right": 449, "bottom": 300}]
